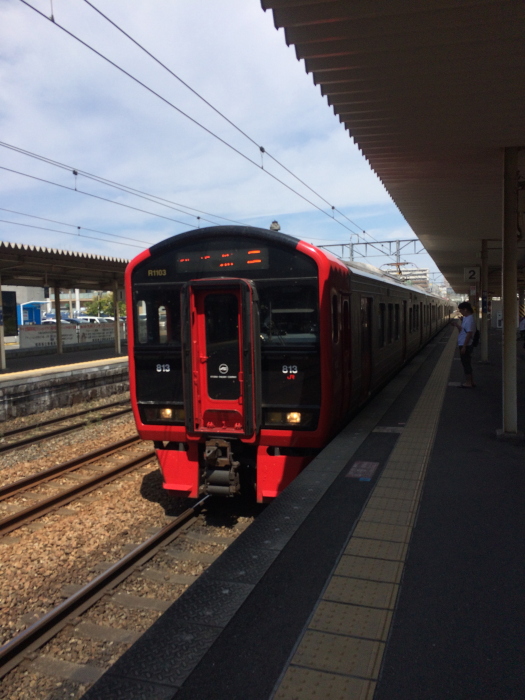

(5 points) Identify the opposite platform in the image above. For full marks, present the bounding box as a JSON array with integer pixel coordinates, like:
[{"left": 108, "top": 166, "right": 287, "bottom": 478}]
[{"left": 0, "top": 354, "right": 129, "bottom": 420}]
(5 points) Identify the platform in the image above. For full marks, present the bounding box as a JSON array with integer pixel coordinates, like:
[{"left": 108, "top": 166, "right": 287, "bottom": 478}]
[
  {"left": 2, "top": 346, "right": 127, "bottom": 375},
  {"left": 82, "top": 327, "right": 525, "bottom": 700},
  {"left": 0, "top": 349, "right": 129, "bottom": 421}
]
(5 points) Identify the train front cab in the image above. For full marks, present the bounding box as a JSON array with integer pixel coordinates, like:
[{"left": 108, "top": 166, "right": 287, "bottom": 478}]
[{"left": 128, "top": 228, "right": 335, "bottom": 503}]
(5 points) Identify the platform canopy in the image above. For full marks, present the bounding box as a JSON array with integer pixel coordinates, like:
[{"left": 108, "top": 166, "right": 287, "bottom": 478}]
[
  {"left": 261, "top": 0, "right": 525, "bottom": 294},
  {"left": 0, "top": 241, "right": 128, "bottom": 290}
]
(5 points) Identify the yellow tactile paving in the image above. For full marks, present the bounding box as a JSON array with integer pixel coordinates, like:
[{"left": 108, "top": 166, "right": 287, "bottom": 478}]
[
  {"left": 378, "top": 474, "right": 423, "bottom": 487},
  {"left": 292, "top": 630, "right": 385, "bottom": 678},
  {"left": 359, "top": 508, "right": 416, "bottom": 527},
  {"left": 334, "top": 555, "right": 404, "bottom": 584},
  {"left": 352, "top": 521, "right": 412, "bottom": 543},
  {"left": 323, "top": 576, "right": 399, "bottom": 609},
  {"left": 364, "top": 495, "right": 418, "bottom": 513},
  {"left": 309, "top": 600, "right": 393, "bottom": 640},
  {"left": 274, "top": 333, "right": 457, "bottom": 700},
  {"left": 371, "top": 485, "right": 422, "bottom": 502},
  {"left": 344, "top": 537, "right": 408, "bottom": 562},
  {"left": 274, "top": 667, "right": 375, "bottom": 700}
]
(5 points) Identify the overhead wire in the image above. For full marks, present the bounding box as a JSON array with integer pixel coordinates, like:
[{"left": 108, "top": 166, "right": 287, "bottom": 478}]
[
  {"left": 0, "top": 165, "right": 201, "bottom": 228},
  {"left": 81, "top": 0, "right": 366, "bottom": 232},
  {"left": 14, "top": 0, "right": 414, "bottom": 268},
  {"left": 17, "top": 0, "right": 362, "bottom": 239},
  {"left": 0, "top": 206, "right": 150, "bottom": 245},
  {"left": 81, "top": 0, "right": 396, "bottom": 246},
  {"left": 0, "top": 141, "right": 244, "bottom": 227},
  {"left": 0, "top": 218, "right": 141, "bottom": 249}
]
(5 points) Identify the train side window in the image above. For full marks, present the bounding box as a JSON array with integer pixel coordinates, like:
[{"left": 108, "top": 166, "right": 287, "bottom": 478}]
[
  {"left": 136, "top": 300, "right": 147, "bottom": 344},
  {"left": 134, "top": 291, "right": 181, "bottom": 346},
  {"left": 343, "top": 299, "right": 350, "bottom": 338},
  {"left": 395, "top": 304, "right": 400, "bottom": 340},
  {"left": 158, "top": 305, "right": 168, "bottom": 344},
  {"left": 388, "top": 304, "right": 393, "bottom": 343},
  {"left": 332, "top": 295, "right": 339, "bottom": 344},
  {"left": 378, "top": 303, "right": 385, "bottom": 347},
  {"left": 409, "top": 307, "right": 413, "bottom": 333}
]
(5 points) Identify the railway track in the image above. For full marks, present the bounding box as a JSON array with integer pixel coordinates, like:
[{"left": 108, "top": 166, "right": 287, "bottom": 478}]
[
  {"left": 0, "top": 399, "right": 130, "bottom": 439},
  {"left": 0, "top": 496, "right": 210, "bottom": 681},
  {"left": 0, "top": 439, "right": 154, "bottom": 536},
  {"left": 0, "top": 401, "right": 132, "bottom": 455}
]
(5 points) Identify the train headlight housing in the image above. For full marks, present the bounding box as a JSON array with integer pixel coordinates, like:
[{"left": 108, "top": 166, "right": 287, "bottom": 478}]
[
  {"left": 286, "top": 412, "right": 301, "bottom": 424},
  {"left": 140, "top": 406, "right": 185, "bottom": 423},
  {"left": 264, "top": 410, "right": 313, "bottom": 428}
]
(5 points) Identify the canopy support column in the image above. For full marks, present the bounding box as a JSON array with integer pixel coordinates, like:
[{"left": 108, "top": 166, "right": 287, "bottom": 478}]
[
  {"left": 501, "top": 147, "right": 518, "bottom": 435},
  {"left": 54, "top": 285, "right": 63, "bottom": 355},
  {"left": 0, "top": 274, "right": 6, "bottom": 371},
  {"left": 113, "top": 280, "right": 121, "bottom": 355},
  {"left": 480, "top": 239, "right": 489, "bottom": 362}
]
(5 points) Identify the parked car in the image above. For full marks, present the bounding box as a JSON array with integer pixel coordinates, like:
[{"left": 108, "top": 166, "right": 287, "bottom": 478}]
[{"left": 76, "top": 316, "right": 111, "bottom": 324}]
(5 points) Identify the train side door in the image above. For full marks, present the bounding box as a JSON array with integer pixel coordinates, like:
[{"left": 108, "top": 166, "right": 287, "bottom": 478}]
[
  {"left": 360, "top": 297, "right": 372, "bottom": 401},
  {"left": 402, "top": 300, "right": 407, "bottom": 361},
  {"left": 341, "top": 295, "right": 351, "bottom": 408},
  {"left": 181, "top": 279, "right": 260, "bottom": 437}
]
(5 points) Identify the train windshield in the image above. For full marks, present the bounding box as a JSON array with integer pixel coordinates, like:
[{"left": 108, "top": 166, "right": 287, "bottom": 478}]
[
  {"left": 135, "top": 291, "right": 181, "bottom": 346},
  {"left": 258, "top": 283, "right": 318, "bottom": 346}
]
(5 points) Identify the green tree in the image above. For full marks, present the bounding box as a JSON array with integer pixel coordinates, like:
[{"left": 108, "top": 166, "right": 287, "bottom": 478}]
[{"left": 84, "top": 292, "right": 126, "bottom": 317}]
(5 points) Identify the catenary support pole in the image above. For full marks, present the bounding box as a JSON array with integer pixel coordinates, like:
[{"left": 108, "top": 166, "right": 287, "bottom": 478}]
[
  {"left": 502, "top": 147, "right": 518, "bottom": 434},
  {"left": 480, "top": 239, "right": 489, "bottom": 362}
]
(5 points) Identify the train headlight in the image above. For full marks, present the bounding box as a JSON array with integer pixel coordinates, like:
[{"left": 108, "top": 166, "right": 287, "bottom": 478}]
[
  {"left": 286, "top": 412, "right": 301, "bottom": 424},
  {"left": 141, "top": 406, "right": 185, "bottom": 423}
]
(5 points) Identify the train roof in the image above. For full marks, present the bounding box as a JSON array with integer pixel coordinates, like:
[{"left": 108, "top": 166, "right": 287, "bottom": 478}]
[
  {"left": 344, "top": 259, "right": 445, "bottom": 300},
  {"left": 145, "top": 226, "right": 447, "bottom": 302},
  {"left": 149, "top": 225, "right": 301, "bottom": 256}
]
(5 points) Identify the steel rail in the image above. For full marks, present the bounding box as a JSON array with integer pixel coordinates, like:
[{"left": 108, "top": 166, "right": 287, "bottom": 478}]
[
  {"left": 0, "top": 408, "right": 132, "bottom": 455},
  {"left": 0, "top": 449, "right": 156, "bottom": 536},
  {"left": 1, "top": 398, "right": 130, "bottom": 438},
  {"left": 0, "top": 495, "right": 210, "bottom": 680},
  {"left": 0, "top": 435, "right": 141, "bottom": 502}
]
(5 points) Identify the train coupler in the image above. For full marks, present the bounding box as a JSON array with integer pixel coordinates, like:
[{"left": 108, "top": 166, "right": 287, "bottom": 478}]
[{"left": 203, "top": 438, "right": 240, "bottom": 496}]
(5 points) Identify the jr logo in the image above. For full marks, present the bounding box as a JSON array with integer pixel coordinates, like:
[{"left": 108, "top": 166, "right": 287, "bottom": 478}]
[{"left": 219, "top": 364, "right": 229, "bottom": 374}]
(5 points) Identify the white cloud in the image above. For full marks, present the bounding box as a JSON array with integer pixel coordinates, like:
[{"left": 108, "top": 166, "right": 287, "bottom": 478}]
[{"left": 0, "top": 0, "right": 441, "bottom": 276}]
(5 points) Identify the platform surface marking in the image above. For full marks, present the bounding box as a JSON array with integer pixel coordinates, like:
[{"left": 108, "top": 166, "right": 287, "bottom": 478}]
[{"left": 273, "top": 332, "right": 457, "bottom": 700}]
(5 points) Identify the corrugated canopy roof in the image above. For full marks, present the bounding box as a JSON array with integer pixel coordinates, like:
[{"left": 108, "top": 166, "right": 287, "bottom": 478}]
[
  {"left": 0, "top": 241, "right": 128, "bottom": 290},
  {"left": 261, "top": 0, "right": 525, "bottom": 294}
]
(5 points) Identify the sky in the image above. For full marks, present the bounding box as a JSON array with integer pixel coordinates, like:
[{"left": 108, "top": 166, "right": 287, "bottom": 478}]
[{"left": 0, "top": 0, "right": 445, "bottom": 284}]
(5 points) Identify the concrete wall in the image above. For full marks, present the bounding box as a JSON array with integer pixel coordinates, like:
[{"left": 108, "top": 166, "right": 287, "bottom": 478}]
[{"left": 0, "top": 362, "right": 129, "bottom": 421}]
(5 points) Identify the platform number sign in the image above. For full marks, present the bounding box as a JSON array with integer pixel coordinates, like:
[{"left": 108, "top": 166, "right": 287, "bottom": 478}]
[{"left": 464, "top": 267, "right": 480, "bottom": 282}]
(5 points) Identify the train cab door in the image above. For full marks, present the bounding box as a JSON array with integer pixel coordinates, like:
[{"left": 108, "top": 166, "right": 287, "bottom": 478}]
[{"left": 181, "top": 279, "right": 261, "bottom": 438}]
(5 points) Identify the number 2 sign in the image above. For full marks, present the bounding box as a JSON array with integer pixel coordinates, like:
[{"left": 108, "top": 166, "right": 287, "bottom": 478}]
[{"left": 464, "top": 267, "right": 480, "bottom": 282}]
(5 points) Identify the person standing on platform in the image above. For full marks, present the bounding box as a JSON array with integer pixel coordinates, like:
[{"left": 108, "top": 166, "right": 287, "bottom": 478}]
[
  {"left": 452, "top": 301, "right": 477, "bottom": 388},
  {"left": 519, "top": 315, "right": 525, "bottom": 348}
]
